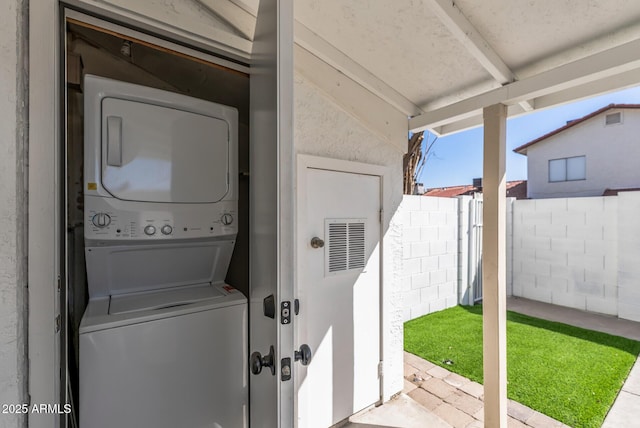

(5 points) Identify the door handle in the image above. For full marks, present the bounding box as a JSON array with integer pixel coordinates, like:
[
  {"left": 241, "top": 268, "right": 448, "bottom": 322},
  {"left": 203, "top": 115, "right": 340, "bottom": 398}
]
[
  {"left": 294, "top": 344, "right": 312, "bottom": 366},
  {"left": 106, "top": 116, "right": 123, "bottom": 167},
  {"left": 310, "top": 237, "right": 324, "bottom": 248},
  {"left": 250, "top": 345, "right": 275, "bottom": 376}
]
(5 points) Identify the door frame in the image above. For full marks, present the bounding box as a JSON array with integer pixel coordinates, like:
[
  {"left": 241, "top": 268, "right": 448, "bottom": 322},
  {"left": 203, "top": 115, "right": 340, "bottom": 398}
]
[
  {"left": 28, "top": 2, "right": 287, "bottom": 427},
  {"left": 295, "top": 154, "right": 391, "bottom": 422}
]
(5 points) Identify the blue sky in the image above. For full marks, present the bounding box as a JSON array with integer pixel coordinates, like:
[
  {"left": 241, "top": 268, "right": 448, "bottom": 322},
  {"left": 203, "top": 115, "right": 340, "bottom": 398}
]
[{"left": 418, "top": 85, "right": 640, "bottom": 189}]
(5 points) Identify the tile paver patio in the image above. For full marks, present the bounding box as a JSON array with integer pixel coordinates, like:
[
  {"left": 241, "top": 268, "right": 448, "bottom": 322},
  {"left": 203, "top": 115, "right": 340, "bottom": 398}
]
[{"left": 401, "top": 351, "right": 571, "bottom": 428}]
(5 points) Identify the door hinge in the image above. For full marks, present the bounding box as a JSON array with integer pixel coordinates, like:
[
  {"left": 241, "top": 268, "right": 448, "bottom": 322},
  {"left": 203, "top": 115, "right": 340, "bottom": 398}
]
[
  {"left": 378, "top": 361, "right": 384, "bottom": 377},
  {"left": 379, "top": 209, "right": 383, "bottom": 223},
  {"left": 57, "top": 275, "right": 61, "bottom": 292},
  {"left": 55, "top": 314, "right": 61, "bottom": 333}
]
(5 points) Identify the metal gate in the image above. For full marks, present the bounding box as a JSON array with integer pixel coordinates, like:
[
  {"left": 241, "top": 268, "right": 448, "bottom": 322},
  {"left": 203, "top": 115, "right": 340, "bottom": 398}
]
[{"left": 468, "top": 197, "right": 483, "bottom": 303}]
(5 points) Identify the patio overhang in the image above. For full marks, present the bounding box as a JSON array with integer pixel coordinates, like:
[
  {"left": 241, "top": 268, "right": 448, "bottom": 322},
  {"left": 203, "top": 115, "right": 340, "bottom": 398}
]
[
  {"left": 409, "top": 38, "right": 640, "bottom": 135},
  {"left": 290, "top": 1, "right": 640, "bottom": 139}
]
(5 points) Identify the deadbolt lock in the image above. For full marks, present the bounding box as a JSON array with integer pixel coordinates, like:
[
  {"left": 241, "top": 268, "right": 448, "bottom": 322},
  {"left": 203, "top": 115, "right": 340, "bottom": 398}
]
[{"left": 310, "top": 237, "right": 324, "bottom": 248}]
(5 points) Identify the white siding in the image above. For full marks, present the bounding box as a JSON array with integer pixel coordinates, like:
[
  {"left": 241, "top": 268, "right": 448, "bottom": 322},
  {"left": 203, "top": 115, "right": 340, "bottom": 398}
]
[
  {"left": 293, "top": 71, "right": 406, "bottom": 399},
  {"left": 526, "top": 108, "right": 640, "bottom": 198}
]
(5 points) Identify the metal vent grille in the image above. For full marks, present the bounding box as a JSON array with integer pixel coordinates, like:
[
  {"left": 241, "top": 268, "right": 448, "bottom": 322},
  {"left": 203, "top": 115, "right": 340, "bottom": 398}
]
[
  {"left": 326, "top": 219, "right": 367, "bottom": 275},
  {"left": 605, "top": 112, "right": 621, "bottom": 125},
  {"left": 328, "top": 222, "right": 348, "bottom": 273},
  {"left": 348, "top": 223, "right": 365, "bottom": 269}
]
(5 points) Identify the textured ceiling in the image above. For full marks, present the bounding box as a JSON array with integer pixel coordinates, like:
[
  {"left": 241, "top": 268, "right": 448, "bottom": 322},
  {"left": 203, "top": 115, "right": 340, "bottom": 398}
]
[
  {"left": 294, "top": 0, "right": 640, "bottom": 115},
  {"left": 71, "top": 0, "right": 640, "bottom": 131}
]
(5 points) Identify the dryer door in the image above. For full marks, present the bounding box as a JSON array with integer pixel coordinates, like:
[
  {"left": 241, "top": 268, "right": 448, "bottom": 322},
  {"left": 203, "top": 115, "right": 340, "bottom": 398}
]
[{"left": 101, "top": 97, "right": 230, "bottom": 203}]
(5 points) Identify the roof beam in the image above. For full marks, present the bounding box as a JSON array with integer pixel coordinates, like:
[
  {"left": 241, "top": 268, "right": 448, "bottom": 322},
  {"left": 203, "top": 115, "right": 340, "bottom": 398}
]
[
  {"left": 194, "top": 0, "right": 256, "bottom": 41},
  {"left": 425, "top": 0, "right": 533, "bottom": 112},
  {"left": 294, "top": 21, "right": 424, "bottom": 117},
  {"left": 431, "top": 67, "right": 640, "bottom": 136},
  {"left": 409, "top": 37, "right": 640, "bottom": 133}
]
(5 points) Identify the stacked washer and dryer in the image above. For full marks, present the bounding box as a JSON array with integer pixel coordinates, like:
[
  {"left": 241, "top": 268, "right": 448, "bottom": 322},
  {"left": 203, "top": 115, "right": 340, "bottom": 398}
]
[{"left": 79, "top": 75, "right": 247, "bottom": 428}]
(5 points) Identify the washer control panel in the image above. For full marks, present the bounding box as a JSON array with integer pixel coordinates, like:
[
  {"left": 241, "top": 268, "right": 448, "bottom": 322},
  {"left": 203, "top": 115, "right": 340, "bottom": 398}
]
[{"left": 85, "top": 196, "right": 237, "bottom": 241}]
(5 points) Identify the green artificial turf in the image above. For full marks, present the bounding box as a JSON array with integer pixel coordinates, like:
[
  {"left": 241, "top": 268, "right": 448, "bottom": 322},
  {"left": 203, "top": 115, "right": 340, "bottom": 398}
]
[{"left": 404, "top": 305, "right": 640, "bottom": 428}]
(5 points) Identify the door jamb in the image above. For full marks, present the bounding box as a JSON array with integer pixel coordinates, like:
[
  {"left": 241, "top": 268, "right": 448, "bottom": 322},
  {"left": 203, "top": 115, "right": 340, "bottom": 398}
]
[{"left": 30, "top": 4, "right": 254, "bottom": 426}]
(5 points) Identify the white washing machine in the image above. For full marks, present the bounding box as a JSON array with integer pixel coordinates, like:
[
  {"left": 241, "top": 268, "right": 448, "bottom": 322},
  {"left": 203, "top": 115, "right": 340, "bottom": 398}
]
[{"left": 79, "top": 75, "right": 246, "bottom": 428}]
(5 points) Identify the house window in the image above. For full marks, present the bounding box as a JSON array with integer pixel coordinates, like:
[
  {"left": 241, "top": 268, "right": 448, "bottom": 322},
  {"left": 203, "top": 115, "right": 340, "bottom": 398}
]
[{"left": 549, "top": 156, "right": 586, "bottom": 182}]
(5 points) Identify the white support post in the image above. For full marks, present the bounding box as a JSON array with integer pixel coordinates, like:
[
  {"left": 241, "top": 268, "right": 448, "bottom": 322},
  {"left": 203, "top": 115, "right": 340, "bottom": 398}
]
[{"left": 482, "top": 104, "right": 508, "bottom": 428}]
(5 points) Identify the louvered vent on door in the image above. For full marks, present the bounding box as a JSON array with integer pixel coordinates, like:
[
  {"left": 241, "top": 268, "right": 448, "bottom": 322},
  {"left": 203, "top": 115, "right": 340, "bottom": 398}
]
[
  {"left": 348, "top": 222, "right": 365, "bottom": 269},
  {"left": 326, "top": 219, "right": 366, "bottom": 275}
]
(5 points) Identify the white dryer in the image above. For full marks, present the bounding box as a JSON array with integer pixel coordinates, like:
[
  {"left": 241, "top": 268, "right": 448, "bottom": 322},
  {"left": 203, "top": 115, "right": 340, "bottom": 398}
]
[{"left": 79, "top": 75, "right": 246, "bottom": 428}]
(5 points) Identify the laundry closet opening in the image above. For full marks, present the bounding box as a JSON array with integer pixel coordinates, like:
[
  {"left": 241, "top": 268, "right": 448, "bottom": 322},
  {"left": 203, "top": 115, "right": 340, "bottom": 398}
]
[{"left": 64, "top": 17, "right": 250, "bottom": 425}]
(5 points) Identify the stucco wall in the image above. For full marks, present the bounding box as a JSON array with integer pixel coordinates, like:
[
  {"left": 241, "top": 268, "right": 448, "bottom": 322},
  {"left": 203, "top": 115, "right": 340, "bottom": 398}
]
[
  {"left": 0, "top": 0, "right": 28, "bottom": 427},
  {"left": 293, "top": 71, "right": 405, "bottom": 400},
  {"left": 400, "top": 196, "right": 459, "bottom": 321},
  {"left": 526, "top": 108, "right": 640, "bottom": 198}
]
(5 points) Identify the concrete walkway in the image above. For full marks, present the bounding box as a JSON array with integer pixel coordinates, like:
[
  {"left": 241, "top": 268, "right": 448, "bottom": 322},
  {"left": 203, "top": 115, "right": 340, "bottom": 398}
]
[{"left": 345, "top": 297, "right": 640, "bottom": 427}]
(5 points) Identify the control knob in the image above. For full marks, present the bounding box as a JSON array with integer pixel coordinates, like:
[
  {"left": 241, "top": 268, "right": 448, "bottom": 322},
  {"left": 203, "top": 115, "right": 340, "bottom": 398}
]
[
  {"left": 92, "top": 213, "right": 111, "bottom": 228},
  {"left": 221, "top": 213, "right": 234, "bottom": 226},
  {"left": 144, "top": 225, "right": 156, "bottom": 236},
  {"left": 161, "top": 225, "right": 173, "bottom": 235}
]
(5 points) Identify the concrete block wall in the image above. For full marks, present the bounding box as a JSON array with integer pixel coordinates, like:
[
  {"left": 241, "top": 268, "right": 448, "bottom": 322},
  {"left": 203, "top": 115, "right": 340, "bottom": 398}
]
[
  {"left": 617, "top": 192, "right": 640, "bottom": 322},
  {"left": 401, "top": 192, "right": 637, "bottom": 322},
  {"left": 512, "top": 196, "right": 618, "bottom": 316},
  {"left": 401, "top": 196, "right": 459, "bottom": 321}
]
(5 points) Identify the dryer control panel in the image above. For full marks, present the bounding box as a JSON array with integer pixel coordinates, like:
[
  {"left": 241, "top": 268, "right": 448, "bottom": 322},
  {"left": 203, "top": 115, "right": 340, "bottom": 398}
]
[{"left": 84, "top": 195, "right": 237, "bottom": 242}]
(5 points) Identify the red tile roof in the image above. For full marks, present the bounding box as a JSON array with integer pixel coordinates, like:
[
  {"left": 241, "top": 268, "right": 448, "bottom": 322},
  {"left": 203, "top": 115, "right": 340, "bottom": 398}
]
[
  {"left": 424, "top": 184, "right": 476, "bottom": 198},
  {"left": 513, "top": 104, "right": 640, "bottom": 155},
  {"left": 424, "top": 180, "right": 527, "bottom": 199}
]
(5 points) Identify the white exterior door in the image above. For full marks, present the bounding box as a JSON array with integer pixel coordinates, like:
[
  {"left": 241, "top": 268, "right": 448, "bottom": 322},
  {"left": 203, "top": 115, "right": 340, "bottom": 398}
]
[
  {"left": 249, "top": 0, "right": 295, "bottom": 427},
  {"left": 296, "top": 166, "right": 382, "bottom": 428}
]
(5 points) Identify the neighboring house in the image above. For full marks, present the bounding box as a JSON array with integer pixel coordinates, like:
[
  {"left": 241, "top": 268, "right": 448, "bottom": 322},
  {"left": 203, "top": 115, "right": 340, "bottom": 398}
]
[
  {"left": 514, "top": 104, "right": 640, "bottom": 199},
  {"left": 424, "top": 180, "right": 528, "bottom": 199}
]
